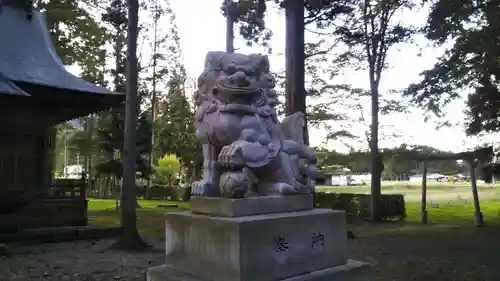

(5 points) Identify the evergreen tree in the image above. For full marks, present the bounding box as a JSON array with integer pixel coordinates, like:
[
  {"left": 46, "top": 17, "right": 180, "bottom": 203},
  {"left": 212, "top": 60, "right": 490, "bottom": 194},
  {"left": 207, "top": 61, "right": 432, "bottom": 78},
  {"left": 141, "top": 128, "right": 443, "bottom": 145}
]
[
  {"left": 114, "top": 0, "right": 147, "bottom": 250},
  {"left": 96, "top": 0, "right": 152, "bottom": 180},
  {"left": 153, "top": 6, "right": 200, "bottom": 182}
]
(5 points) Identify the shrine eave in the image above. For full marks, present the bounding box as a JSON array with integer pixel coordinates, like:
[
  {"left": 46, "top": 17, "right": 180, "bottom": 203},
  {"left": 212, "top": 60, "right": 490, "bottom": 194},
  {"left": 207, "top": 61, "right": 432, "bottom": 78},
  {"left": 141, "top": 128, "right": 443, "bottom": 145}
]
[{"left": 0, "top": 72, "right": 30, "bottom": 96}]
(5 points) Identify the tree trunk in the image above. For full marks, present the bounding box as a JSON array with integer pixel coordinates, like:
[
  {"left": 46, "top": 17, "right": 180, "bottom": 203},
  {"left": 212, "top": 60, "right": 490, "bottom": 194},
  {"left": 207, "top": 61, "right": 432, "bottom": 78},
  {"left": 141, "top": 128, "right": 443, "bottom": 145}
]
[
  {"left": 370, "top": 82, "right": 382, "bottom": 222},
  {"left": 147, "top": 9, "right": 161, "bottom": 201},
  {"left": 225, "top": 0, "right": 235, "bottom": 53},
  {"left": 284, "top": 0, "right": 307, "bottom": 144},
  {"left": 113, "top": 0, "right": 147, "bottom": 250}
]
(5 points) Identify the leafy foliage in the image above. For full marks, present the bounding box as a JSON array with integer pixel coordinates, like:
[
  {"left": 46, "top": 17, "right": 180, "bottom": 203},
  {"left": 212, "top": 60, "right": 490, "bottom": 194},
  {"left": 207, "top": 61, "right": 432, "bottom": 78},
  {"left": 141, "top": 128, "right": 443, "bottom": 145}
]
[
  {"left": 315, "top": 144, "right": 463, "bottom": 177},
  {"left": 37, "top": 0, "right": 108, "bottom": 68},
  {"left": 405, "top": 0, "right": 500, "bottom": 135},
  {"left": 155, "top": 153, "right": 181, "bottom": 185}
]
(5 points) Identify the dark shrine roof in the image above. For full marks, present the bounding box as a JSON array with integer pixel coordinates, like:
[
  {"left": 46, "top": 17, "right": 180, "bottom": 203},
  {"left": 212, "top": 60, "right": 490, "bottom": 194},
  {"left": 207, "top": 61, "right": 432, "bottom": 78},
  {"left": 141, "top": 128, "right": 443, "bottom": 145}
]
[
  {"left": 0, "top": 6, "right": 112, "bottom": 95},
  {"left": 0, "top": 72, "right": 30, "bottom": 96},
  {"left": 0, "top": 6, "right": 124, "bottom": 99},
  {"left": 0, "top": 6, "right": 124, "bottom": 123}
]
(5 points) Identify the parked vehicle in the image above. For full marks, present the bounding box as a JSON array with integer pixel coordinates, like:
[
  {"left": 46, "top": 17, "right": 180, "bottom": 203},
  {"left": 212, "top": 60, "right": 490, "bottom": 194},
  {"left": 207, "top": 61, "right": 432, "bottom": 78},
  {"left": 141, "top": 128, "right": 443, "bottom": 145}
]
[{"left": 62, "top": 165, "right": 87, "bottom": 179}]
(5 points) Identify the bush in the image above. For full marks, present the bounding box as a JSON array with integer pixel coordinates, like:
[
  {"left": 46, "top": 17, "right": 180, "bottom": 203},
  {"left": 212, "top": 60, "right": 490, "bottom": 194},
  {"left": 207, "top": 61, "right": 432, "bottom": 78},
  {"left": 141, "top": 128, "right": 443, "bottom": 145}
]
[
  {"left": 315, "top": 192, "right": 406, "bottom": 221},
  {"left": 155, "top": 154, "right": 181, "bottom": 186}
]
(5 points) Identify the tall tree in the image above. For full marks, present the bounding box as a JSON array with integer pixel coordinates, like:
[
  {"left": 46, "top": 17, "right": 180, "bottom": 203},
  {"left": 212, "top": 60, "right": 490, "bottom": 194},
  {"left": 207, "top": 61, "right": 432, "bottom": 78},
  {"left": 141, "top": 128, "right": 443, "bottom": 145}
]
[
  {"left": 145, "top": 0, "right": 167, "bottom": 199},
  {"left": 97, "top": 0, "right": 152, "bottom": 182},
  {"left": 114, "top": 0, "right": 147, "bottom": 249},
  {"left": 223, "top": 1, "right": 357, "bottom": 141},
  {"left": 153, "top": 7, "right": 200, "bottom": 182},
  {"left": 338, "top": 0, "right": 416, "bottom": 221},
  {"left": 221, "top": 0, "right": 271, "bottom": 48},
  {"left": 222, "top": 0, "right": 236, "bottom": 52},
  {"left": 155, "top": 70, "right": 200, "bottom": 180},
  {"left": 283, "top": 0, "right": 307, "bottom": 143},
  {"left": 406, "top": 0, "right": 500, "bottom": 136}
]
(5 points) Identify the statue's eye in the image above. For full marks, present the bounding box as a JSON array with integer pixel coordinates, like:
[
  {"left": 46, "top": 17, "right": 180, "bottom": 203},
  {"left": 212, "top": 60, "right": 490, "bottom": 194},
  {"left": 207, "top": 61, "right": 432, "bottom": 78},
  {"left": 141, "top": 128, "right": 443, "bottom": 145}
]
[{"left": 227, "top": 64, "right": 237, "bottom": 74}]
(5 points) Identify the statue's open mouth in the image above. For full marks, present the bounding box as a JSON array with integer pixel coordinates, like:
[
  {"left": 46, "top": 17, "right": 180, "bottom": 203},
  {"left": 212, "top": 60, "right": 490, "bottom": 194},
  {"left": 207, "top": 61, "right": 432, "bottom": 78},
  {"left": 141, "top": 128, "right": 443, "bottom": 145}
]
[{"left": 216, "top": 83, "right": 260, "bottom": 95}]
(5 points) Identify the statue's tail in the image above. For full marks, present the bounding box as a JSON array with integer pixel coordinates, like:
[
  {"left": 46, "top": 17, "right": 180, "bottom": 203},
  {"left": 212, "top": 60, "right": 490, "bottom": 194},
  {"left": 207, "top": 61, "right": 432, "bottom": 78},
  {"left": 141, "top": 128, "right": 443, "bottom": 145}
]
[{"left": 280, "top": 112, "right": 305, "bottom": 145}]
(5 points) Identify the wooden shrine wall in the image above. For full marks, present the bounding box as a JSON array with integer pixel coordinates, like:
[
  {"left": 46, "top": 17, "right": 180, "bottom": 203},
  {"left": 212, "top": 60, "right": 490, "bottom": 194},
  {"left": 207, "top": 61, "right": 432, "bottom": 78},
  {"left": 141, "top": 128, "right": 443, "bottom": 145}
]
[{"left": 0, "top": 127, "right": 53, "bottom": 194}]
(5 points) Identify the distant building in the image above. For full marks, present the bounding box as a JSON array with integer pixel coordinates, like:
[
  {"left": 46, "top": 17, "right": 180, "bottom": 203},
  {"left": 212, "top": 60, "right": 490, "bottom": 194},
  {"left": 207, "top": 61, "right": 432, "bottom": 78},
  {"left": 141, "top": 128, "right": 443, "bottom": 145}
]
[
  {"left": 324, "top": 172, "right": 367, "bottom": 186},
  {"left": 409, "top": 173, "right": 447, "bottom": 182},
  {"left": 325, "top": 173, "right": 349, "bottom": 186}
]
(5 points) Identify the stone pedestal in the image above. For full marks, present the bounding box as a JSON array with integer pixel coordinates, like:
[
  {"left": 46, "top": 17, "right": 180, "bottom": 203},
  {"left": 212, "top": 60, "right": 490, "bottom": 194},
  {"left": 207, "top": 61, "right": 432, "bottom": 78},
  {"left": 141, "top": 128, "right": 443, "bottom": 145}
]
[{"left": 147, "top": 196, "right": 371, "bottom": 281}]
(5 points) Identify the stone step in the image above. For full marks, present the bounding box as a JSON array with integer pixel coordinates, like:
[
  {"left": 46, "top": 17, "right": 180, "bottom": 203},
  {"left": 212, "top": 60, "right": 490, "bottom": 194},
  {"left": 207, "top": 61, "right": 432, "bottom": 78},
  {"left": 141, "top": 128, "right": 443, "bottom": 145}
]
[
  {"left": 147, "top": 260, "right": 371, "bottom": 281},
  {"left": 163, "top": 209, "right": 348, "bottom": 281}
]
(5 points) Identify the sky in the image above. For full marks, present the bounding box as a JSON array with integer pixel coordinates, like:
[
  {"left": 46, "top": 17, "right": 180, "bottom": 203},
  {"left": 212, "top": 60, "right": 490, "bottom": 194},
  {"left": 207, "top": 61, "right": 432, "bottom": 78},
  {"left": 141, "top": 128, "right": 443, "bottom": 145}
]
[{"left": 169, "top": 0, "right": 493, "bottom": 153}]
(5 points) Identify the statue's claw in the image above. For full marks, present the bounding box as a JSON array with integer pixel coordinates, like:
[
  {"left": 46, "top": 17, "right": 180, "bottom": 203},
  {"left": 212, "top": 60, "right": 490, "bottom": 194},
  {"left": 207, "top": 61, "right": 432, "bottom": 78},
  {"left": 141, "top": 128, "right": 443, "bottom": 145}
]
[
  {"left": 219, "top": 143, "right": 245, "bottom": 169},
  {"left": 191, "top": 181, "right": 217, "bottom": 197}
]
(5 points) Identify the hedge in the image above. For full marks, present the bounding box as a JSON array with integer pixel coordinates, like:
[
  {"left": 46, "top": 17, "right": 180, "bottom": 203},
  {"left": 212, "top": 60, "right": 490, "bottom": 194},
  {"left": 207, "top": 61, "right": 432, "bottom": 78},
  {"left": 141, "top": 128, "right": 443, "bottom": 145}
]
[
  {"left": 137, "top": 185, "right": 190, "bottom": 201},
  {"left": 315, "top": 192, "right": 406, "bottom": 221}
]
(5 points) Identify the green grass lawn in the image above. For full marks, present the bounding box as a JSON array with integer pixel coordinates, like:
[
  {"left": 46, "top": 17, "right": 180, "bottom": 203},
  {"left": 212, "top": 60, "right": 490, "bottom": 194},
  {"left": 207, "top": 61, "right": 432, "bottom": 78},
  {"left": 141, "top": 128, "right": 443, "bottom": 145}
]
[
  {"left": 315, "top": 181, "right": 500, "bottom": 192},
  {"left": 87, "top": 196, "right": 500, "bottom": 238},
  {"left": 405, "top": 200, "right": 500, "bottom": 223}
]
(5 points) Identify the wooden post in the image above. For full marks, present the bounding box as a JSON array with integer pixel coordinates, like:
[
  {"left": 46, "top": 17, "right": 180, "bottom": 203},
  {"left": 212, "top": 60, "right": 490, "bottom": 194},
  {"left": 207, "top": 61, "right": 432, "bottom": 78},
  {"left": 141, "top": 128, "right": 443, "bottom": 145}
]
[
  {"left": 421, "top": 161, "right": 428, "bottom": 224},
  {"left": 469, "top": 159, "right": 484, "bottom": 226}
]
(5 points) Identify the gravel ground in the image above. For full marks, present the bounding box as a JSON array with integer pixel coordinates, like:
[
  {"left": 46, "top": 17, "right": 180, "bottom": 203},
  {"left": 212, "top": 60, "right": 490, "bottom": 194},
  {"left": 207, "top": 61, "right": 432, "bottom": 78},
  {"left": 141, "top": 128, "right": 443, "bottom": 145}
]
[
  {"left": 1, "top": 223, "right": 499, "bottom": 281},
  {"left": 0, "top": 239, "right": 165, "bottom": 281}
]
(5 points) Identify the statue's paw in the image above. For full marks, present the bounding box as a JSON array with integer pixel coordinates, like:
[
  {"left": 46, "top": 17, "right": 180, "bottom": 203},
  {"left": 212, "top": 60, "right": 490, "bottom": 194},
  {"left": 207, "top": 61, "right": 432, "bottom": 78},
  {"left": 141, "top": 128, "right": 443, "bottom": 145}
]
[
  {"left": 191, "top": 181, "right": 216, "bottom": 197},
  {"left": 277, "top": 183, "right": 301, "bottom": 195},
  {"left": 219, "top": 143, "right": 245, "bottom": 169}
]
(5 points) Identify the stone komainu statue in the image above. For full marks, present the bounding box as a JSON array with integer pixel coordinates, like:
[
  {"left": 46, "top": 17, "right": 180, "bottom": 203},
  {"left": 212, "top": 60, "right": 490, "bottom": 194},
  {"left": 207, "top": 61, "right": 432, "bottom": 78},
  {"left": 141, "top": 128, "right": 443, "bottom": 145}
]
[{"left": 192, "top": 51, "right": 317, "bottom": 198}]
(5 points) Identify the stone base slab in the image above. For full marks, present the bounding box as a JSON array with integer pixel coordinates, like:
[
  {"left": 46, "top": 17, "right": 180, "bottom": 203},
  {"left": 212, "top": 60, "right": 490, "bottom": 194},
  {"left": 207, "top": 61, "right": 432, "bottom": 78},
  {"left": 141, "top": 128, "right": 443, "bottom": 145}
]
[
  {"left": 190, "top": 195, "right": 313, "bottom": 217},
  {"left": 147, "top": 260, "right": 371, "bottom": 281},
  {"left": 164, "top": 209, "right": 347, "bottom": 281}
]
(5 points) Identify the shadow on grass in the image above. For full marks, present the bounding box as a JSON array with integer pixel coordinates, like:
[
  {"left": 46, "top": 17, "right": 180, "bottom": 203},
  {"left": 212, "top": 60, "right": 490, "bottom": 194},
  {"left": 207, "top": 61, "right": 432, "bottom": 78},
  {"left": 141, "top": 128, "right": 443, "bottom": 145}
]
[{"left": 87, "top": 199, "right": 190, "bottom": 239}]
